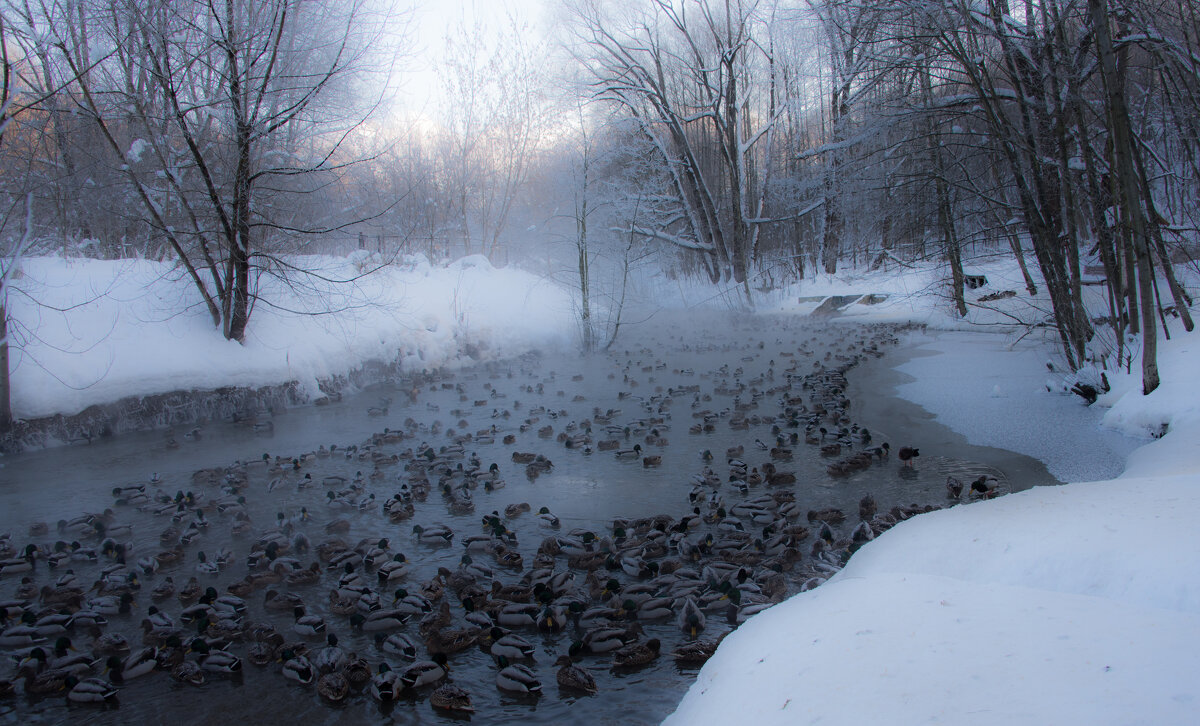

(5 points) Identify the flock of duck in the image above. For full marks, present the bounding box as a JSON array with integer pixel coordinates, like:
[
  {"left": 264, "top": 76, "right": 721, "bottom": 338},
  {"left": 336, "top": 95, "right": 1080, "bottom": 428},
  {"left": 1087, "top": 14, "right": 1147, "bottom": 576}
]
[{"left": 0, "top": 317, "right": 1002, "bottom": 720}]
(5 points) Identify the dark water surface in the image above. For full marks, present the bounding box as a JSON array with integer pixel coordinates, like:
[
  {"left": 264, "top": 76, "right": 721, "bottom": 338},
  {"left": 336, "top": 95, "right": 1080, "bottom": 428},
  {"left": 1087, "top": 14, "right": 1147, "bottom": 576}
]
[{"left": 0, "top": 312, "right": 1059, "bottom": 725}]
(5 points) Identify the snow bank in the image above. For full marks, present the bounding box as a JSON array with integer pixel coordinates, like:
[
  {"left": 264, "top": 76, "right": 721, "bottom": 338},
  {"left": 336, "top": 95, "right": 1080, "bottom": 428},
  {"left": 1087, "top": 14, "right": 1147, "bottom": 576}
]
[
  {"left": 666, "top": 292, "right": 1200, "bottom": 724},
  {"left": 7, "top": 253, "right": 576, "bottom": 420}
]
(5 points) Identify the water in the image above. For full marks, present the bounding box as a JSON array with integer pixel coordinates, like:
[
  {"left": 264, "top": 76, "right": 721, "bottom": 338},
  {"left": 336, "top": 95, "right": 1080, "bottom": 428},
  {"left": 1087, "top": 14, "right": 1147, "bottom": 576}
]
[{"left": 0, "top": 312, "right": 1060, "bottom": 725}]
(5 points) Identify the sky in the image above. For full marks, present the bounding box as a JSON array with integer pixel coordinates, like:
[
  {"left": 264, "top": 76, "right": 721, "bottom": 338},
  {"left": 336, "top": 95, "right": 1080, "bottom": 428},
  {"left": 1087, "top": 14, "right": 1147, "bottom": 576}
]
[{"left": 393, "top": 0, "right": 554, "bottom": 124}]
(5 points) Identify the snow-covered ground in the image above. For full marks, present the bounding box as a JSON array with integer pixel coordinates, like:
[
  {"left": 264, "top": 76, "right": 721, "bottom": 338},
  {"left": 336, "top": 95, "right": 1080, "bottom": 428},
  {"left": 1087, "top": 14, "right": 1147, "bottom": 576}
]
[
  {"left": 7, "top": 250, "right": 1199, "bottom": 724},
  {"left": 7, "top": 253, "right": 576, "bottom": 419},
  {"left": 666, "top": 274, "right": 1200, "bottom": 724}
]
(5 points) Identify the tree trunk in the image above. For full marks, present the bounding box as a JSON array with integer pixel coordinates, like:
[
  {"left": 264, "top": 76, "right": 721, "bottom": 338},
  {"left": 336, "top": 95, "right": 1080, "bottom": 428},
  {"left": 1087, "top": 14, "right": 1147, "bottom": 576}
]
[
  {"left": 1090, "top": 0, "right": 1159, "bottom": 394},
  {"left": 0, "top": 298, "right": 11, "bottom": 433}
]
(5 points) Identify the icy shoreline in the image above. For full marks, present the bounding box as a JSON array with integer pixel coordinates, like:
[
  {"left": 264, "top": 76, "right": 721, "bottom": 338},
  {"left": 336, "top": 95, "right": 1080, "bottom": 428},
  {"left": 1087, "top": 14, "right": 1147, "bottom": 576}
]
[{"left": 664, "top": 324, "right": 1200, "bottom": 725}]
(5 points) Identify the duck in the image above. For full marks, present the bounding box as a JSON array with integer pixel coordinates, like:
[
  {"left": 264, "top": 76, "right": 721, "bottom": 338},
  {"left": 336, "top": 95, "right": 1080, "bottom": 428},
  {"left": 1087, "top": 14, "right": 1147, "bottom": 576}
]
[
  {"left": 369, "top": 662, "right": 401, "bottom": 701},
  {"left": 489, "top": 627, "right": 535, "bottom": 660},
  {"left": 412, "top": 524, "right": 454, "bottom": 545},
  {"left": 16, "top": 665, "right": 69, "bottom": 695},
  {"left": 312, "top": 633, "right": 348, "bottom": 673},
  {"left": 946, "top": 476, "right": 965, "bottom": 499},
  {"left": 537, "top": 507, "right": 561, "bottom": 528},
  {"left": 172, "top": 660, "right": 207, "bottom": 685},
  {"left": 859, "top": 494, "right": 877, "bottom": 520},
  {"left": 504, "top": 502, "right": 532, "bottom": 518},
  {"left": 292, "top": 607, "right": 326, "bottom": 637},
  {"left": 430, "top": 682, "right": 474, "bottom": 712},
  {"left": 399, "top": 652, "right": 448, "bottom": 690},
  {"left": 376, "top": 553, "right": 409, "bottom": 583},
  {"left": 64, "top": 675, "right": 118, "bottom": 703},
  {"left": 375, "top": 631, "right": 418, "bottom": 659},
  {"left": 898, "top": 446, "right": 919, "bottom": 468},
  {"left": 178, "top": 576, "right": 202, "bottom": 604},
  {"left": 317, "top": 671, "right": 350, "bottom": 702},
  {"left": 280, "top": 649, "right": 314, "bottom": 684},
  {"left": 672, "top": 636, "right": 723, "bottom": 666},
  {"left": 495, "top": 656, "right": 541, "bottom": 694},
  {"left": 189, "top": 639, "right": 242, "bottom": 673},
  {"left": 579, "top": 625, "right": 637, "bottom": 654},
  {"left": 106, "top": 647, "right": 158, "bottom": 680},
  {"left": 677, "top": 596, "right": 706, "bottom": 637},
  {"left": 555, "top": 654, "right": 598, "bottom": 694},
  {"left": 263, "top": 589, "right": 304, "bottom": 612},
  {"left": 614, "top": 444, "right": 643, "bottom": 460},
  {"left": 612, "top": 638, "right": 661, "bottom": 668}
]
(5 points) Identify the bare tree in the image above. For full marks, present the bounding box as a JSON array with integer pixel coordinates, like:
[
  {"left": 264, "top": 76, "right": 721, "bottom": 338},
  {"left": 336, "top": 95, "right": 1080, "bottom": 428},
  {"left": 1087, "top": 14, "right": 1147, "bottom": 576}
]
[
  {"left": 570, "top": 0, "right": 784, "bottom": 302},
  {"left": 34, "top": 0, "right": 390, "bottom": 342},
  {"left": 438, "top": 15, "right": 552, "bottom": 263}
]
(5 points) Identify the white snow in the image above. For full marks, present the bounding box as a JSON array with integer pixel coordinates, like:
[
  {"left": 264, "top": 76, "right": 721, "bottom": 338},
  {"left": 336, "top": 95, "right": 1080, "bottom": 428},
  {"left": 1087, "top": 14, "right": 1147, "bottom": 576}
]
[
  {"left": 6, "top": 250, "right": 1199, "bottom": 725},
  {"left": 665, "top": 266, "right": 1200, "bottom": 725},
  {"left": 892, "top": 331, "right": 1142, "bottom": 483},
  {"left": 6, "top": 253, "right": 576, "bottom": 419}
]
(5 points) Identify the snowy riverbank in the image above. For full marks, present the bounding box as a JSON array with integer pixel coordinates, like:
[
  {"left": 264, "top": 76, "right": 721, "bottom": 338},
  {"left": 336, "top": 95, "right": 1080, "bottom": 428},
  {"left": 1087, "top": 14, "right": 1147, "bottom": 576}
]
[
  {"left": 7, "top": 253, "right": 576, "bottom": 421},
  {"left": 8, "top": 250, "right": 1199, "bottom": 724},
  {"left": 665, "top": 322, "right": 1200, "bottom": 724}
]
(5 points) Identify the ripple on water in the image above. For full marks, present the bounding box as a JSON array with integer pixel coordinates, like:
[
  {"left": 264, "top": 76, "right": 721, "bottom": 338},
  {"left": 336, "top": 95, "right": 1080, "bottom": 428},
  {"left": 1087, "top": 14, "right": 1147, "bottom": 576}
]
[{"left": 0, "top": 312, "right": 1036, "bottom": 726}]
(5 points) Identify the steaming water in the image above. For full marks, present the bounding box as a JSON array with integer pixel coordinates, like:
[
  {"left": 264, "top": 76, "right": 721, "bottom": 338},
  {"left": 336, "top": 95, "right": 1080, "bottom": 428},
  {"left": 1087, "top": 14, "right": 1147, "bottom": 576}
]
[{"left": 0, "top": 312, "right": 1059, "bottom": 725}]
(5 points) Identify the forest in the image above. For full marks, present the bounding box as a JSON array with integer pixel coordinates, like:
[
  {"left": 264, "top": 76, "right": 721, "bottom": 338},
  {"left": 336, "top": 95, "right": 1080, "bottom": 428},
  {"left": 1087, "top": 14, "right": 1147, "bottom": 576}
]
[{"left": 1, "top": 0, "right": 1198, "bottom": 427}]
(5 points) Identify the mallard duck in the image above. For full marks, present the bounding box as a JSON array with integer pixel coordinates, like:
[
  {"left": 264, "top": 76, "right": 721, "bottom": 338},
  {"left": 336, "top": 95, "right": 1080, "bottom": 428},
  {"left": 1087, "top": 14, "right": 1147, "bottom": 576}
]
[
  {"left": 14, "top": 576, "right": 38, "bottom": 600},
  {"left": 352, "top": 608, "right": 409, "bottom": 633},
  {"left": 426, "top": 626, "right": 479, "bottom": 655},
  {"left": 375, "top": 631, "right": 417, "bottom": 660},
  {"left": 579, "top": 625, "right": 636, "bottom": 654},
  {"left": 672, "top": 637, "right": 721, "bottom": 666},
  {"left": 280, "top": 649, "right": 314, "bottom": 684},
  {"left": 189, "top": 639, "right": 242, "bottom": 673},
  {"left": 496, "top": 602, "right": 539, "bottom": 628},
  {"left": 178, "top": 576, "right": 202, "bottom": 604},
  {"left": 86, "top": 591, "right": 134, "bottom": 616},
  {"left": 285, "top": 562, "right": 321, "bottom": 587},
  {"left": 412, "top": 524, "right": 453, "bottom": 545},
  {"left": 317, "top": 671, "right": 349, "bottom": 702},
  {"left": 495, "top": 656, "right": 541, "bottom": 694},
  {"left": 677, "top": 596, "right": 706, "bottom": 637},
  {"left": 172, "top": 660, "right": 206, "bottom": 685},
  {"left": 612, "top": 638, "right": 660, "bottom": 668},
  {"left": 400, "top": 652, "right": 448, "bottom": 690},
  {"left": 16, "top": 665, "right": 68, "bottom": 695},
  {"left": 430, "top": 682, "right": 474, "bottom": 712},
  {"left": 489, "top": 627, "right": 534, "bottom": 660},
  {"left": 898, "top": 446, "right": 919, "bottom": 468},
  {"left": 263, "top": 589, "right": 304, "bottom": 612},
  {"left": 342, "top": 654, "right": 371, "bottom": 686},
  {"left": 64, "top": 675, "right": 118, "bottom": 703},
  {"left": 946, "top": 476, "right": 964, "bottom": 499},
  {"left": 376, "top": 554, "right": 409, "bottom": 583},
  {"left": 537, "top": 507, "right": 561, "bottom": 528},
  {"left": 312, "top": 634, "right": 347, "bottom": 673},
  {"left": 504, "top": 502, "right": 532, "bottom": 518},
  {"left": 149, "top": 577, "right": 175, "bottom": 601},
  {"left": 247, "top": 641, "right": 275, "bottom": 667},
  {"left": 292, "top": 606, "right": 326, "bottom": 637},
  {"left": 370, "top": 662, "right": 401, "bottom": 701},
  {"left": 554, "top": 655, "right": 598, "bottom": 694},
  {"left": 614, "top": 444, "right": 642, "bottom": 460},
  {"left": 44, "top": 636, "right": 94, "bottom": 673},
  {"left": 104, "top": 647, "right": 155, "bottom": 681},
  {"left": 91, "top": 631, "right": 130, "bottom": 656}
]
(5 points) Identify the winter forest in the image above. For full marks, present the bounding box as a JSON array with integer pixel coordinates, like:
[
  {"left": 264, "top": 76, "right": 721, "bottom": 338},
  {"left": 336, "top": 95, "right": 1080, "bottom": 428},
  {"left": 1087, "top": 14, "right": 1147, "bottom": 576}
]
[
  {"left": 2, "top": 0, "right": 1198, "bottom": 430},
  {"left": 0, "top": 1, "right": 1198, "bottom": 722}
]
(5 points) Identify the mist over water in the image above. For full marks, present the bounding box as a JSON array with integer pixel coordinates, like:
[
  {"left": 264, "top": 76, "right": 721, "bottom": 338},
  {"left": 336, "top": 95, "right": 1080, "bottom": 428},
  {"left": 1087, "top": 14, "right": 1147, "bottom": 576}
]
[{"left": 0, "top": 312, "right": 1055, "bottom": 725}]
